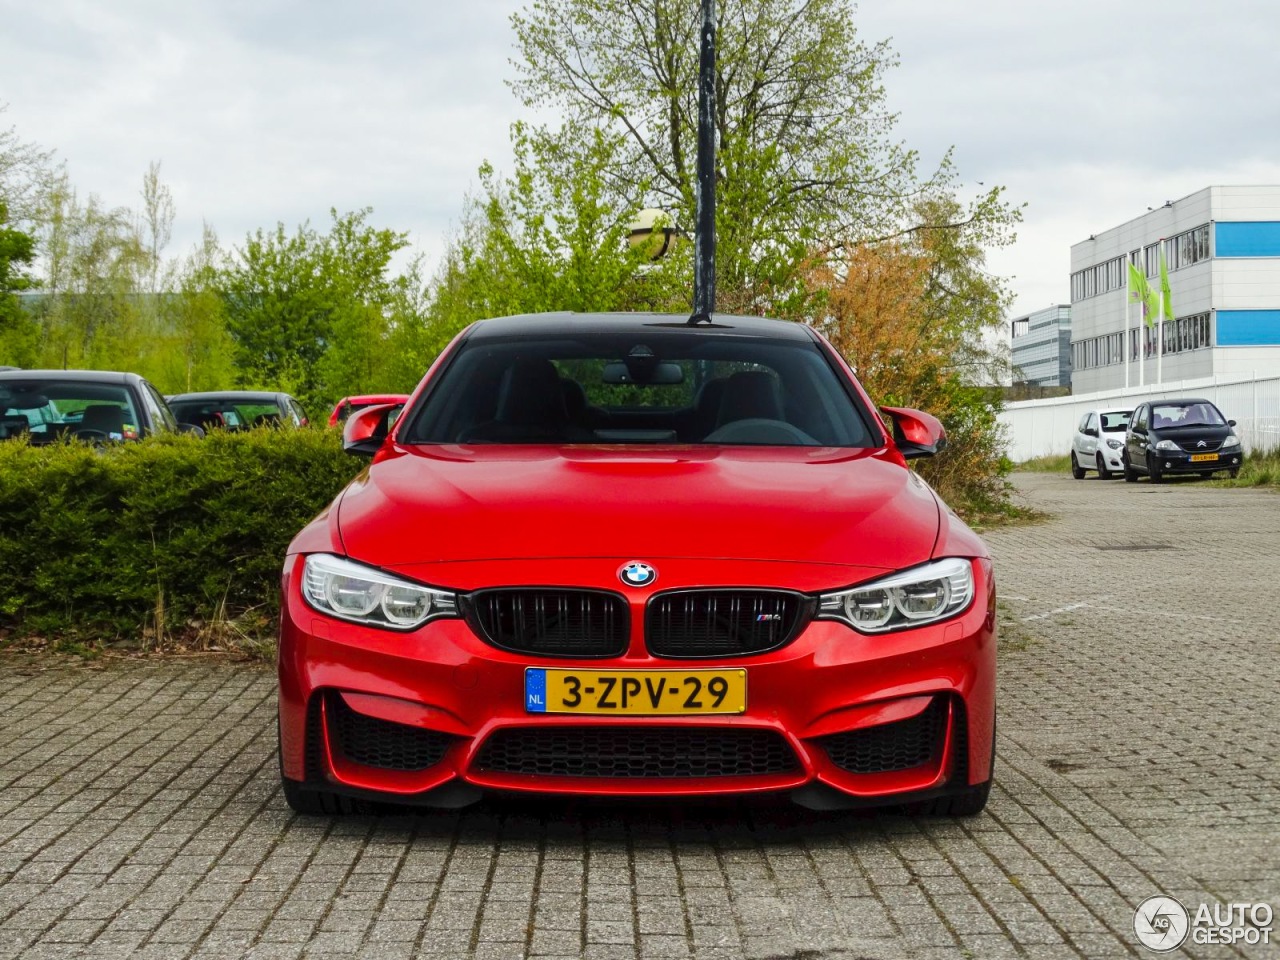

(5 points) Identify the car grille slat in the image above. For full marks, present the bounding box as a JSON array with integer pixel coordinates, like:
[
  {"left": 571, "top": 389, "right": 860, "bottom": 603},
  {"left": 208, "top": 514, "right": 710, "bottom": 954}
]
[
  {"left": 817, "top": 698, "right": 947, "bottom": 775},
  {"left": 646, "top": 590, "right": 811, "bottom": 658},
  {"left": 1178, "top": 439, "right": 1222, "bottom": 452},
  {"left": 327, "top": 694, "right": 454, "bottom": 772},
  {"left": 466, "top": 589, "right": 629, "bottom": 658},
  {"left": 474, "top": 727, "right": 800, "bottom": 778}
]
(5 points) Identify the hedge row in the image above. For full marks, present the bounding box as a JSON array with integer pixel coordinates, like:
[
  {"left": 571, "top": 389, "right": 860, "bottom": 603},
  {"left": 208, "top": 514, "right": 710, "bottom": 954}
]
[{"left": 0, "top": 429, "right": 359, "bottom": 652}]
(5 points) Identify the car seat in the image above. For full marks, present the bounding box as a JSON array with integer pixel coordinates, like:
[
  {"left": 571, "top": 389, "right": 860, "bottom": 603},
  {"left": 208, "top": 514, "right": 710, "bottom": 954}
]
[{"left": 78, "top": 405, "right": 126, "bottom": 436}]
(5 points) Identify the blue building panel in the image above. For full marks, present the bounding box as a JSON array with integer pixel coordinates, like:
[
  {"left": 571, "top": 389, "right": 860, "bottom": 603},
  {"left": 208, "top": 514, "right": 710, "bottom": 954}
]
[
  {"left": 1215, "top": 222, "right": 1280, "bottom": 258},
  {"left": 1217, "top": 310, "right": 1280, "bottom": 346}
]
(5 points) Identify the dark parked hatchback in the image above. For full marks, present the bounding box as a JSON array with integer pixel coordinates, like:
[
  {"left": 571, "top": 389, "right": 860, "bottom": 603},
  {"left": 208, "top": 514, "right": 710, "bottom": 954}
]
[
  {"left": 1122, "top": 398, "right": 1243, "bottom": 482},
  {"left": 0, "top": 370, "right": 188, "bottom": 443}
]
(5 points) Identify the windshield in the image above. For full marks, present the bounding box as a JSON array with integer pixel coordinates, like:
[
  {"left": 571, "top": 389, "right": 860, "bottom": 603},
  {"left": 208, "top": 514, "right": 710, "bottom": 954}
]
[
  {"left": 404, "top": 333, "right": 874, "bottom": 447},
  {"left": 170, "top": 398, "right": 284, "bottom": 430},
  {"left": 1100, "top": 411, "right": 1131, "bottom": 432},
  {"left": 1151, "top": 402, "right": 1225, "bottom": 429},
  {"left": 0, "top": 379, "right": 142, "bottom": 441}
]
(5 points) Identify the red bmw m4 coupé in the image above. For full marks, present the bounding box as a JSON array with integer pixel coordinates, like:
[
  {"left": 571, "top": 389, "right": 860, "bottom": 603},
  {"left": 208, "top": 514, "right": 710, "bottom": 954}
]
[{"left": 277, "top": 313, "right": 996, "bottom": 815}]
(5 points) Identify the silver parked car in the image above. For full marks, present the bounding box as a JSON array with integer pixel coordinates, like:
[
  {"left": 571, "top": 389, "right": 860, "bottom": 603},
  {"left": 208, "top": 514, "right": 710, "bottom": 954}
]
[{"left": 1071, "top": 408, "right": 1132, "bottom": 480}]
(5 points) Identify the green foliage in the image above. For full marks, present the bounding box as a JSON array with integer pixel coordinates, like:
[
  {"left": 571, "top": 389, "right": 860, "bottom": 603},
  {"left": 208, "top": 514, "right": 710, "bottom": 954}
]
[
  {"left": 425, "top": 124, "right": 688, "bottom": 343},
  {"left": 508, "top": 0, "right": 958, "bottom": 315},
  {"left": 0, "top": 198, "right": 38, "bottom": 366},
  {"left": 0, "top": 429, "right": 357, "bottom": 651},
  {"left": 214, "top": 208, "right": 419, "bottom": 412}
]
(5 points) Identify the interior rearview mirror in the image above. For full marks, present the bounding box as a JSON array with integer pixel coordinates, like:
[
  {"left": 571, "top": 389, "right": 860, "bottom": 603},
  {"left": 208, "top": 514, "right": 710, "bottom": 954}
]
[{"left": 602, "top": 360, "right": 684, "bottom": 385}]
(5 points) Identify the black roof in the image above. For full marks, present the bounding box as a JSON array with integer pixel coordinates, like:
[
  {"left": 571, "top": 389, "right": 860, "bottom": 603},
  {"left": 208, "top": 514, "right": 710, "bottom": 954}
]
[
  {"left": 1147, "top": 397, "right": 1213, "bottom": 407},
  {"left": 168, "top": 391, "right": 284, "bottom": 403},
  {"left": 0, "top": 369, "right": 142, "bottom": 385},
  {"left": 466, "top": 312, "right": 818, "bottom": 343}
]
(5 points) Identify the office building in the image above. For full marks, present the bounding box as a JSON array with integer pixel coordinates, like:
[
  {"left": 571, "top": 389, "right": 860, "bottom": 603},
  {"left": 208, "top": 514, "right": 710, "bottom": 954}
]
[
  {"left": 1068, "top": 185, "right": 1280, "bottom": 393},
  {"left": 1010, "top": 304, "right": 1072, "bottom": 387}
]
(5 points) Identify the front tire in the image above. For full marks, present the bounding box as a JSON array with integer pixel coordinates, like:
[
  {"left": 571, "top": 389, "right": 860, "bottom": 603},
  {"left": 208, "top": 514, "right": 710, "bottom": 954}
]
[
  {"left": 913, "top": 780, "right": 991, "bottom": 817},
  {"left": 1123, "top": 453, "right": 1139, "bottom": 482},
  {"left": 282, "top": 777, "right": 366, "bottom": 815},
  {"left": 1147, "top": 455, "right": 1165, "bottom": 484},
  {"left": 278, "top": 715, "right": 367, "bottom": 815},
  {"left": 1229, "top": 468, "right": 1240, "bottom": 479},
  {"left": 1070, "top": 452, "right": 1086, "bottom": 479},
  {"left": 1096, "top": 453, "right": 1112, "bottom": 480}
]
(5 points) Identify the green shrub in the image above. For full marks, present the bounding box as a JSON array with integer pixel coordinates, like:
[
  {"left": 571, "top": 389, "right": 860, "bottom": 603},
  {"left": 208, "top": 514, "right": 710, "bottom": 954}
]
[{"left": 0, "top": 428, "right": 357, "bottom": 653}]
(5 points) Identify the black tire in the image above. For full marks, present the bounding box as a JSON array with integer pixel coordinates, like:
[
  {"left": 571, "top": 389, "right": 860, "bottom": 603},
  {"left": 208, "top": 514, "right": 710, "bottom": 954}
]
[
  {"left": 1070, "top": 452, "right": 1086, "bottom": 480},
  {"left": 281, "top": 777, "right": 366, "bottom": 815},
  {"left": 1147, "top": 455, "right": 1164, "bottom": 484},
  {"left": 1096, "top": 453, "right": 1112, "bottom": 480},
  {"left": 1229, "top": 468, "right": 1240, "bottom": 479},
  {"left": 1123, "top": 453, "right": 1139, "bottom": 482},
  {"left": 277, "top": 714, "right": 366, "bottom": 815},
  {"left": 913, "top": 780, "right": 991, "bottom": 817}
]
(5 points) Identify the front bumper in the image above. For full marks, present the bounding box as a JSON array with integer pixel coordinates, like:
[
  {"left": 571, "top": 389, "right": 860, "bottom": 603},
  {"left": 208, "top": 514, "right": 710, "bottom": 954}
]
[
  {"left": 278, "top": 557, "right": 996, "bottom": 807},
  {"left": 1151, "top": 449, "right": 1243, "bottom": 473}
]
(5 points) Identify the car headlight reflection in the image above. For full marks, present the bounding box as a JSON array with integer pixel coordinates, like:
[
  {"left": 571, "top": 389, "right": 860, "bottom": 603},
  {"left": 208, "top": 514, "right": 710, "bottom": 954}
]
[
  {"left": 818, "top": 558, "right": 974, "bottom": 633},
  {"left": 303, "top": 553, "right": 457, "bottom": 630}
]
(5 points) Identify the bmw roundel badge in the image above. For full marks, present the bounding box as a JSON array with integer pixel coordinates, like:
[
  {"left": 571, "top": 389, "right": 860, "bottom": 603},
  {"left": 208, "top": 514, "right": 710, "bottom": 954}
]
[{"left": 619, "top": 562, "right": 657, "bottom": 587}]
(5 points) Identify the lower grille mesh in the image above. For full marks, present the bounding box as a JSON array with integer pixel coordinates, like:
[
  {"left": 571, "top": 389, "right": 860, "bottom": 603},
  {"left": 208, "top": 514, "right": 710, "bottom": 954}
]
[
  {"left": 818, "top": 698, "right": 947, "bottom": 774},
  {"left": 474, "top": 726, "right": 799, "bottom": 778},
  {"left": 328, "top": 695, "right": 453, "bottom": 771}
]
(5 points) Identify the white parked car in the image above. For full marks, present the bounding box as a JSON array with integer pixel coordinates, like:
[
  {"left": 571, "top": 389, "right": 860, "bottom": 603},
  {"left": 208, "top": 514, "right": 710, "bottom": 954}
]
[{"left": 1071, "top": 409, "right": 1132, "bottom": 479}]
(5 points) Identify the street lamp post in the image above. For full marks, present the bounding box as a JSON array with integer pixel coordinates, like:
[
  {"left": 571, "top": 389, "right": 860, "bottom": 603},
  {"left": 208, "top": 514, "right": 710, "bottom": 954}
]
[{"left": 688, "top": 0, "right": 717, "bottom": 325}]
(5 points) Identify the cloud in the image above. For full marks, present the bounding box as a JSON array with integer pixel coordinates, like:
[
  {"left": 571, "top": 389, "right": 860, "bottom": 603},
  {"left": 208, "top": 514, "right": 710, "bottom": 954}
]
[{"left": 3, "top": 0, "right": 1278, "bottom": 320}]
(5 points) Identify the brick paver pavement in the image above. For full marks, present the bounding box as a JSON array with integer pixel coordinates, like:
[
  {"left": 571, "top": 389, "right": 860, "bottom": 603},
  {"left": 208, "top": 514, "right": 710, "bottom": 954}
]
[{"left": 1, "top": 472, "right": 1277, "bottom": 959}]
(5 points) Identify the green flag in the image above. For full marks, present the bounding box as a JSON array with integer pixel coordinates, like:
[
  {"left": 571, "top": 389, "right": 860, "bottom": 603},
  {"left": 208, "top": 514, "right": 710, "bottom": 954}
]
[
  {"left": 1128, "top": 261, "right": 1157, "bottom": 330},
  {"left": 1159, "top": 248, "right": 1175, "bottom": 321}
]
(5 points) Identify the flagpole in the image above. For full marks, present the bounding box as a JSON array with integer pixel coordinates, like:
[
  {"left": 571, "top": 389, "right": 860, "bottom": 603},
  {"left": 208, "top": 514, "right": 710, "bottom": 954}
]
[
  {"left": 1157, "top": 241, "right": 1168, "bottom": 386},
  {"left": 1157, "top": 286, "right": 1164, "bottom": 385},
  {"left": 1124, "top": 265, "right": 1131, "bottom": 390}
]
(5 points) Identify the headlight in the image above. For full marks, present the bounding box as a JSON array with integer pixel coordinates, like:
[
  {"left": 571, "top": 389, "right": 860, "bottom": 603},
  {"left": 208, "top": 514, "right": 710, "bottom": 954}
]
[
  {"left": 302, "top": 553, "right": 457, "bottom": 630},
  {"left": 817, "top": 558, "right": 974, "bottom": 634},
  {"left": 1155, "top": 439, "right": 1180, "bottom": 452},
  {"left": 1106, "top": 439, "right": 1123, "bottom": 449},
  {"left": 1222, "top": 434, "right": 1240, "bottom": 448}
]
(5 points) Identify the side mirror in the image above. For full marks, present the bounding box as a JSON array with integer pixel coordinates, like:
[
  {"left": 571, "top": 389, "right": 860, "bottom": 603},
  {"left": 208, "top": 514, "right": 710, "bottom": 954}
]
[
  {"left": 1084, "top": 427, "right": 1098, "bottom": 438},
  {"left": 881, "top": 406, "right": 947, "bottom": 460},
  {"left": 1228, "top": 419, "right": 1237, "bottom": 427},
  {"left": 177, "top": 422, "right": 206, "bottom": 438},
  {"left": 343, "top": 403, "right": 397, "bottom": 457}
]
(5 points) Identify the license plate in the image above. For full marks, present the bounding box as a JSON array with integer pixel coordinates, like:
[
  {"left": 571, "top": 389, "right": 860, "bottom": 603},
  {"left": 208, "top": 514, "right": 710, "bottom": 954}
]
[
  {"left": 1190, "top": 453, "right": 1218, "bottom": 462},
  {"left": 525, "top": 668, "right": 746, "bottom": 715}
]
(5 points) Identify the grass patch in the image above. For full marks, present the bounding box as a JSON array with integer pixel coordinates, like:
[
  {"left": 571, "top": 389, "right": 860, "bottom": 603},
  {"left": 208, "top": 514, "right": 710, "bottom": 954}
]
[
  {"left": 1206, "top": 447, "right": 1280, "bottom": 489},
  {"left": 1013, "top": 453, "right": 1071, "bottom": 474},
  {"left": 996, "top": 601, "right": 1038, "bottom": 653}
]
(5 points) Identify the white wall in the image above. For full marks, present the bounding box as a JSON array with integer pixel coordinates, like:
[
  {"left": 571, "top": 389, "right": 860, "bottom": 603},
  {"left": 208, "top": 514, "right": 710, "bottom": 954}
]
[{"left": 1000, "top": 374, "right": 1280, "bottom": 461}]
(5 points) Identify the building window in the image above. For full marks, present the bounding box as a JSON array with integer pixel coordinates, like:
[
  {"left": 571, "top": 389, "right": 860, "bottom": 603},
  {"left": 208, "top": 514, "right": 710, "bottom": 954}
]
[
  {"left": 1167, "top": 225, "right": 1210, "bottom": 271},
  {"left": 1069, "top": 254, "right": 1127, "bottom": 303},
  {"left": 1072, "top": 315, "right": 1210, "bottom": 371}
]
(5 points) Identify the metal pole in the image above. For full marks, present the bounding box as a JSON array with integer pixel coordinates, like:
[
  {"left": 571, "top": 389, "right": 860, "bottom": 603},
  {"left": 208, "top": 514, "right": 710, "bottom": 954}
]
[
  {"left": 688, "top": 0, "right": 717, "bottom": 325},
  {"left": 1124, "top": 267, "right": 1130, "bottom": 390}
]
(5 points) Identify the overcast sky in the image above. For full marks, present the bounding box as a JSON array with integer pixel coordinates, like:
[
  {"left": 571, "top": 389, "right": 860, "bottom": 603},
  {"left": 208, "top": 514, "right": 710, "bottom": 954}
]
[{"left": 3, "top": 0, "right": 1279, "bottom": 320}]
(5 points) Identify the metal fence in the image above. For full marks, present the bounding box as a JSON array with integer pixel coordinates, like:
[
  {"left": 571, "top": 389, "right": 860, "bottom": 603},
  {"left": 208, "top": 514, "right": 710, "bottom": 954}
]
[{"left": 999, "top": 373, "right": 1280, "bottom": 461}]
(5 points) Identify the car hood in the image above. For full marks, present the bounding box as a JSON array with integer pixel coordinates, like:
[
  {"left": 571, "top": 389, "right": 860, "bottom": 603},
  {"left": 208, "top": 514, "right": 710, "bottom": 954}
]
[
  {"left": 335, "top": 444, "right": 942, "bottom": 573},
  {"left": 1149, "top": 424, "right": 1232, "bottom": 443}
]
